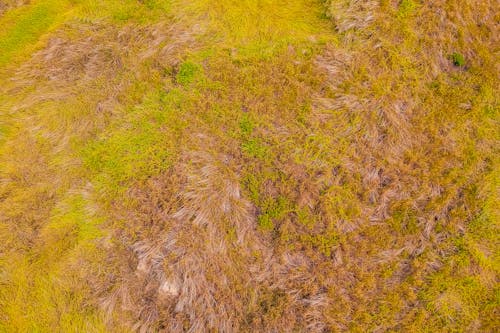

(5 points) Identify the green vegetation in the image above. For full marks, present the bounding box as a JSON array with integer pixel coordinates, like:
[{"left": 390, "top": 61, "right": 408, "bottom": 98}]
[
  {"left": 451, "top": 52, "right": 466, "bottom": 67},
  {"left": 0, "top": 0, "right": 71, "bottom": 66},
  {"left": 0, "top": 0, "right": 498, "bottom": 331}
]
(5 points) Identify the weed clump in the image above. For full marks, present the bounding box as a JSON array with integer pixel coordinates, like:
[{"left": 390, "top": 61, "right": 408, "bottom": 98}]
[
  {"left": 175, "top": 61, "right": 201, "bottom": 85},
  {"left": 451, "top": 52, "right": 466, "bottom": 67}
]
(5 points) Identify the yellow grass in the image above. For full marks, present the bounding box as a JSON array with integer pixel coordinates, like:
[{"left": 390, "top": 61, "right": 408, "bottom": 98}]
[{"left": 0, "top": 0, "right": 498, "bottom": 331}]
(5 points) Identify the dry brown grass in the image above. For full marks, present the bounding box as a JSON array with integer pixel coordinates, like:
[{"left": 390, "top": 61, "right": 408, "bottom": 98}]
[
  {"left": 0, "top": 13, "right": 204, "bottom": 331},
  {"left": 0, "top": 0, "right": 498, "bottom": 331},
  {"left": 0, "top": 0, "right": 29, "bottom": 16},
  {"left": 101, "top": 149, "right": 339, "bottom": 332}
]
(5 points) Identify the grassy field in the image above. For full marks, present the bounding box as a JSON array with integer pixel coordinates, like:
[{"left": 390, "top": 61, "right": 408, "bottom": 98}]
[{"left": 0, "top": 0, "right": 498, "bottom": 332}]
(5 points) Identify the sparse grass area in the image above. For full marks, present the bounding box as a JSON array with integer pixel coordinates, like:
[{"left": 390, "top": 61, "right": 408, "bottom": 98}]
[{"left": 0, "top": 0, "right": 498, "bottom": 331}]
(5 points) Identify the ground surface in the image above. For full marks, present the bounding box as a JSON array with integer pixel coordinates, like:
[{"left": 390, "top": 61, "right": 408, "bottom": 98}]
[{"left": 0, "top": 0, "right": 498, "bottom": 332}]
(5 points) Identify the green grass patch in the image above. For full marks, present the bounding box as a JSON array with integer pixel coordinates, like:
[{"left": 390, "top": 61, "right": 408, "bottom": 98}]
[
  {"left": 82, "top": 90, "right": 186, "bottom": 195},
  {"left": 176, "top": 61, "right": 203, "bottom": 86},
  {"left": 257, "top": 196, "right": 292, "bottom": 231},
  {"left": 451, "top": 52, "right": 466, "bottom": 67},
  {"left": 397, "top": 0, "right": 418, "bottom": 19},
  {"left": 0, "top": 0, "right": 71, "bottom": 67}
]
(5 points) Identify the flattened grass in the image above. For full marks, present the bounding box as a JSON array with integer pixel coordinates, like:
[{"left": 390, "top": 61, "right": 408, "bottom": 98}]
[{"left": 0, "top": 0, "right": 498, "bottom": 331}]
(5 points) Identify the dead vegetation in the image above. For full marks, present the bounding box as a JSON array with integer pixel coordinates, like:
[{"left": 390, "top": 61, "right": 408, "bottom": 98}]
[
  {"left": 0, "top": 0, "right": 498, "bottom": 331},
  {"left": 0, "top": 11, "right": 203, "bottom": 331},
  {"left": 0, "top": 0, "right": 29, "bottom": 16}
]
